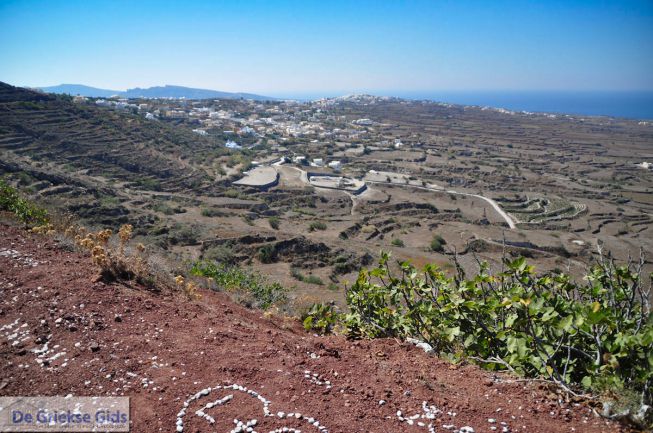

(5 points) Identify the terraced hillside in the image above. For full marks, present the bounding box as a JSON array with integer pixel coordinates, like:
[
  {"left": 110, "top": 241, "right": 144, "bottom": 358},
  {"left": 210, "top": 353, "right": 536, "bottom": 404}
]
[
  {"left": 0, "top": 81, "right": 246, "bottom": 237},
  {"left": 0, "top": 83, "right": 377, "bottom": 300},
  {"left": 0, "top": 82, "right": 228, "bottom": 193},
  {"left": 496, "top": 195, "right": 588, "bottom": 224}
]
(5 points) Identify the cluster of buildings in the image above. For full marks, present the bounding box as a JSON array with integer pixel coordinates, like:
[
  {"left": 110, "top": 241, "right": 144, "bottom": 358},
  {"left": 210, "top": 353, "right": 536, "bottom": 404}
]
[{"left": 80, "top": 93, "right": 422, "bottom": 176}]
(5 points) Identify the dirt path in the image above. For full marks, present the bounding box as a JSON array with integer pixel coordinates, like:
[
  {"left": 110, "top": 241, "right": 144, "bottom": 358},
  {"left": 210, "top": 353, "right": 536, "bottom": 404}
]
[
  {"left": 0, "top": 223, "right": 622, "bottom": 433},
  {"left": 448, "top": 190, "right": 517, "bottom": 229},
  {"left": 366, "top": 180, "right": 517, "bottom": 229}
]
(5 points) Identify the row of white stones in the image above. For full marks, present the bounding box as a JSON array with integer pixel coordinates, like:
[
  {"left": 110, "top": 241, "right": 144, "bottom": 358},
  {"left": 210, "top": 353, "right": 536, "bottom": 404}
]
[
  {"left": 1, "top": 319, "right": 67, "bottom": 371},
  {"left": 2, "top": 319, "right": 30, "bottom": 347},
  {"left": 176, "top": 383, "right": 328, "bottom": 433},
  {"left": 396, "top": 401, "right": 441, "bottom": 433},
  {"left": 196, "top": 394, "right": 233, "bottom": 424},
  {"left": 303, "top": 370, "right": 332, "bottom": 389},
  {"left": 0, "top": 248, "right": 40, "bottom": 267}
]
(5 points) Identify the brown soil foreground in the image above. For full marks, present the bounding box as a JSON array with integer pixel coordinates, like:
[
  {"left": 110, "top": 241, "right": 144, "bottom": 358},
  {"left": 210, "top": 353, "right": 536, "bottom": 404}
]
[{"left": 0, "top": 223, "right": 624, "bottom": 433}]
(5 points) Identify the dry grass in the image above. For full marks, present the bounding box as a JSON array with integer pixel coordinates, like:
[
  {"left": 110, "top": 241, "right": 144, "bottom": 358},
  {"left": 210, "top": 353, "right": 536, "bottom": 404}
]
[{"left": 34, "top": 215, "right": 176, "bottom": 293}]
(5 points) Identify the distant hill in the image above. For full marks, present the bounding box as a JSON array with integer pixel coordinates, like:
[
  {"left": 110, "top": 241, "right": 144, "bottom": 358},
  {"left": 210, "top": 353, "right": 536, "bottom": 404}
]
[
  {"left": 38, "top": 83, "right": 275, "bottom": 100},
  {"left": 38, "top": 84, "right": 121, "bottom": 98},
  {"left": 120, "top": 85, "right": 275, "bottom": 100}
]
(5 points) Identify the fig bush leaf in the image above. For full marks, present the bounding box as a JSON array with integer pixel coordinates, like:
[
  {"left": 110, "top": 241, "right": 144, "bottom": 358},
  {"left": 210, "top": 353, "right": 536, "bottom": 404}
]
[
  {"left": 336, "top": 251, "right": 652, "bottom": 404},
  {"left": 0, "top": 179, "right": 48, "bottom": 226}
]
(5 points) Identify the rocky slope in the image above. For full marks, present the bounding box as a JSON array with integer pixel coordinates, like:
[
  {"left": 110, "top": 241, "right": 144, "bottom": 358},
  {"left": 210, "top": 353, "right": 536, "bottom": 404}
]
[{"left": 0, "top": 221, "right": 624, "bottom": 433}]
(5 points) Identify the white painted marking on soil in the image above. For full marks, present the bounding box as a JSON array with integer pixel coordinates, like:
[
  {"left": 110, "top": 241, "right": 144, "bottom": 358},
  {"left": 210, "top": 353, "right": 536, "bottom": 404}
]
[{"left": 177, "top": 383, "right": 328, "bottom": 433}]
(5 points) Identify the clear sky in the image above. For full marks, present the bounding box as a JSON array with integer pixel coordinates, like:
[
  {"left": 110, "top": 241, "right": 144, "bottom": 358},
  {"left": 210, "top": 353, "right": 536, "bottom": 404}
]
[{"left": 1, "top": 0, "right": 652, "bottom": 96}]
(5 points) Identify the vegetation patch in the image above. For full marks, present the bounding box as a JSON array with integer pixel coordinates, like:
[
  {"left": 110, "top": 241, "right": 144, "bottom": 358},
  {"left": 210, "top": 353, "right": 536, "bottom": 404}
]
[
  {"left": 430, "top": 234, "right": 446, "bottom": 252},
  {"left": 0, "top": 179, "right": 48, "bottom": 226},
  {"left": 291, "top": 267, "right": 324, "bottom": 285},
  {"left": 308, "top": 221, "right": 327, "bottom": 232},
  {"left": 268, "top": 216, "right": 280, "bottom": 230},
  {"left": 190, "top": 260, "right": 287, "bottom": 309},
  {"left": 304, "top": 252, "right": 652, "bottom": 427}
]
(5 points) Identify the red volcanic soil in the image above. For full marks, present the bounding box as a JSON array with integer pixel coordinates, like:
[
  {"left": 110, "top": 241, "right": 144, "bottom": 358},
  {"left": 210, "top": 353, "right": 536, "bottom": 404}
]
[{"left": 0, "top": 222, "right": 623, "bottom": 433}]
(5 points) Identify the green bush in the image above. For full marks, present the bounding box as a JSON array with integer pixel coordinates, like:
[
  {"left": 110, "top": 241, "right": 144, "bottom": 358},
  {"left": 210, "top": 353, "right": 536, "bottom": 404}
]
[
  {"left": 168, "top": 224, "right": 199, "bottom": 245},
  {"left": 303, "top": 303, "right": 340, "bottom": 334},
  {"left": 258, "top": 244, "right": 277, "bottom": 263},
  {"left": 224, "top": 188, "right": 242, "bottom": 199},
  {"left": 291, "top": 267, "right": 304, "bottom": 281},
  {"left": 190, "top": 260, "right": 287, "bottom": 309},
  {"left": 304, "top": 275, "right": 324, "bottom": 285},
  {"left": 309, "top": 221, "right": 327, "bottom": 231},
  {"left": 291, "top": 267, "right": 324, "bottom": 285},
  {"left": 268, "top": 216, "right": 280, "bottom": 230},
  {"left": 202, "top": 244, "right": 234, "bottom": 264},
  {"left": 343, "top": 252, "right": 652, "bottom": 409},
  {"left": 0, "top": 180, "right": 48, "bottom": 226},
  {"left": 430, "top": 234, "right": 446, "bottom": 252},
  {"left": 391, "top": 238, "right": 405, "bottom": 247},
  {"left": 135, "top": 178, "right": 161, "bottom": 191},
  {"left": 152, "top": 202, "right": 177, "bottom": 215},
  {"left": 201, "top": 207, "right": 227, "bottom": 217}
]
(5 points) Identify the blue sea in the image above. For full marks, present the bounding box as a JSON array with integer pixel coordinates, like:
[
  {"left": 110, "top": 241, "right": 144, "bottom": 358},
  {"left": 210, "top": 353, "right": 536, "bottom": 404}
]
[
  {"left": 395, "top": 91, "right": 653, "bottom": 120},
  {"left": 277, "top": 91, "right": 653, "bottom": 120}
]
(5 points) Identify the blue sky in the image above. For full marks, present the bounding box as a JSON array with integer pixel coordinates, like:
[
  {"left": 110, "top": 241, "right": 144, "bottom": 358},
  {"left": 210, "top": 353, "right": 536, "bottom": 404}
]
[{"left": 1, "top": 0, "right": 652, "bottom": 96}]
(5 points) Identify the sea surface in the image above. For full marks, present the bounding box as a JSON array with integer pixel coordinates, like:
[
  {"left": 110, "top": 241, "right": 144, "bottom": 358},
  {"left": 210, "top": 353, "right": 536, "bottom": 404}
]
[
  {"left": 277, "top": 91, "right": 653, "bottom": 120},
  {"left": 394, "top": 91, "right": 653, "bottom": 120}
]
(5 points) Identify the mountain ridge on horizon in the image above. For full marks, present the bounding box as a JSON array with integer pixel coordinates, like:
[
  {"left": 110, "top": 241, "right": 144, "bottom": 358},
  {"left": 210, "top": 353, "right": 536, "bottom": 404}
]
[{"left": 37, "top": 83, "right": 276, "bottom": 101}]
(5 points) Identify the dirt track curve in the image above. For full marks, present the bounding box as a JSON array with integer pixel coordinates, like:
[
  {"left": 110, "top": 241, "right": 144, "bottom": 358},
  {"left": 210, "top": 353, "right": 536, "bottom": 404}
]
[{"left": 0, "top": 222, "right": 623, "bottom": 433}]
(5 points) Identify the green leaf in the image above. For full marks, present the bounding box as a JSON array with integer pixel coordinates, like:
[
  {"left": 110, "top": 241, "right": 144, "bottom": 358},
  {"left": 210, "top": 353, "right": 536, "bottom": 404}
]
[
  {"left": 581, "top": 376, "right": 592, "bottom": 388},
  {"left": 557, "top": 315, "right": 573, "bottom": 332},
  {"left": 540, "top": 307, "right": 559, "bottom": 322},
  {"left": 507, "top": 336, "right": 528, "bottom": 358},
  {"left": 505, "top": 313, "right": 518, "bottom": 328}
]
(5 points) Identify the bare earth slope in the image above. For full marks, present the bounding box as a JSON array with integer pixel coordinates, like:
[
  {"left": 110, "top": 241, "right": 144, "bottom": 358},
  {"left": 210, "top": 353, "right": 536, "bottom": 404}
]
[{"left": 0, "top": 223, "right": 622, "bottom": 433}]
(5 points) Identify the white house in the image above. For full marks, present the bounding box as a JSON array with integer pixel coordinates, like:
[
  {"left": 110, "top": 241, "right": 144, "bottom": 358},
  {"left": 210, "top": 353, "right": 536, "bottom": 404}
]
[
  {"left": 239, "top": 126, "right": 256, "bottom": 135},
  {"left": 328, "top": 160, "right": 342, "bottom": 171}
]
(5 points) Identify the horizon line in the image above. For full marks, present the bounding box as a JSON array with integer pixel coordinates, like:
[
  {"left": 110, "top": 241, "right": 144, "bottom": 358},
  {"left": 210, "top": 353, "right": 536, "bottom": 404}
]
[{"left": 22, "top": 82, "right": 653, "bottom": 96}]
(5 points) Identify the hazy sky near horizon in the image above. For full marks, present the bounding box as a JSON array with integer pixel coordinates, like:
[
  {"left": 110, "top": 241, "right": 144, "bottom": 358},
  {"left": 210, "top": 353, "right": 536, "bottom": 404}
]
[{"left": 1, "top": 0, "right": 652, "bottom": 95}]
